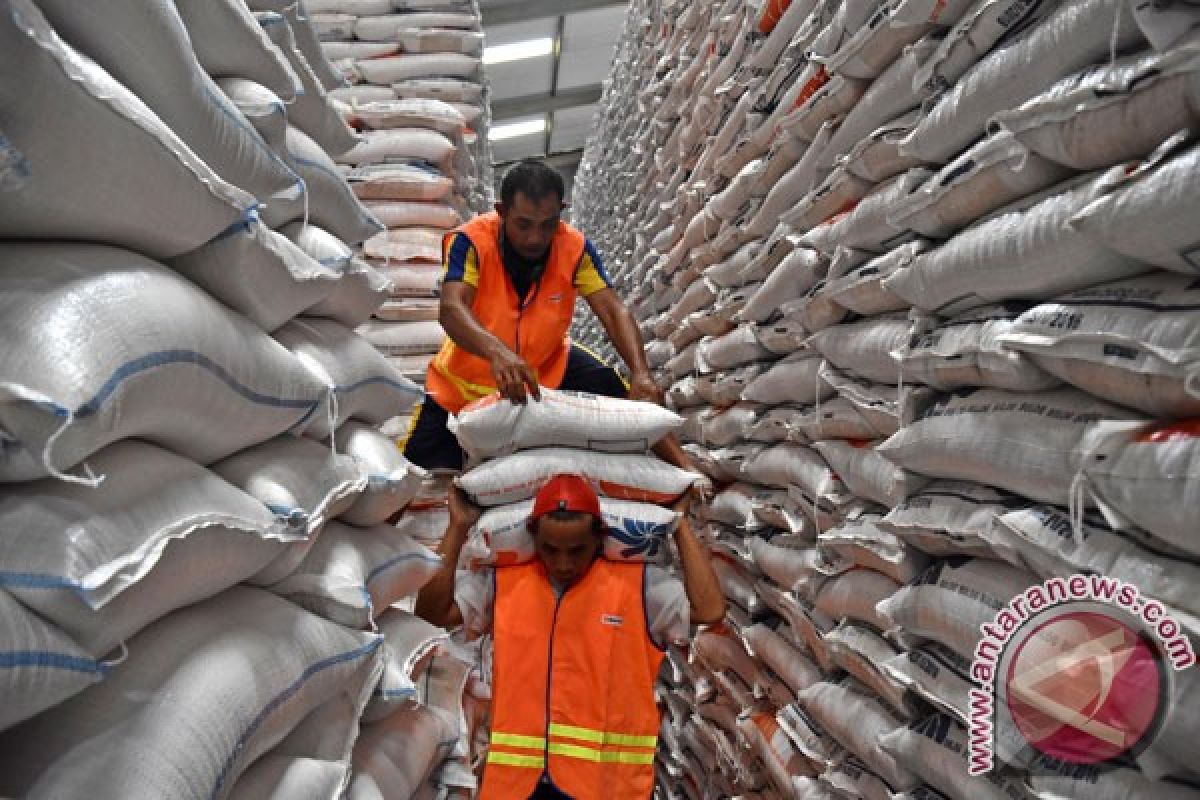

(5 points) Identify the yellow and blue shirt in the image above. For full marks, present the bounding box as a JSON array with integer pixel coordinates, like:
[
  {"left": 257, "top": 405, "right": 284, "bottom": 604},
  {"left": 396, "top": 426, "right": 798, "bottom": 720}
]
[{"left": 442, "top": 231, "right": 613, "bottom": 299}]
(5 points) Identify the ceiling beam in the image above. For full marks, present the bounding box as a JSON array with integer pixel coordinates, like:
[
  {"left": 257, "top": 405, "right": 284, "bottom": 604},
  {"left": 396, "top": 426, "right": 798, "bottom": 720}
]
[
  {"left": 492, "top": 84, "right": 604, "bottom": 120},
  {"left": 481, "top": 0, "right": 625, "bottom": 26}
]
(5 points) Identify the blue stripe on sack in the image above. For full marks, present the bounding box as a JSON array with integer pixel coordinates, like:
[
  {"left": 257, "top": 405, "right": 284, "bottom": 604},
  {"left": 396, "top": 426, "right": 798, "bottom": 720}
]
[
  {"left": 372, "top": 686, "right": 418, "bottom": 699},
  {"left": 0, "top": 651, "right": 107, "bottom": 675},
  {"left": 71, "top": 350, "right": 320, "bottom": 418},
  {"left": 289, "top": 154, "right": 345, "bottom": 184},
  {"left": 0, "top": 571, "right": 79, "bottom": 590},
  {"left": 212, "top": 206, "right": 263, "bottom": 241},
  {"left": 209, "top": 637, "right": 383, "bottom": 800},
  {"left": 365, "top": 552, "right": 443, "bottom": 585},
  {"left": 203, "top": 82, "right": 299, "bottom": 183},
  {"left": 334, "top": 376, "right": 424, "bottom": 397}
]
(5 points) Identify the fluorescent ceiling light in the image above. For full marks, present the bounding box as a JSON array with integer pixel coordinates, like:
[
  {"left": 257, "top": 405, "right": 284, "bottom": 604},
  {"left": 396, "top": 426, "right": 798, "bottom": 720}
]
[
  {"left": 483, "top": 37, "right": 554, "bottom": 65},
  {"left": 490, "top": 116, "right": 547, "bottom": 141}
]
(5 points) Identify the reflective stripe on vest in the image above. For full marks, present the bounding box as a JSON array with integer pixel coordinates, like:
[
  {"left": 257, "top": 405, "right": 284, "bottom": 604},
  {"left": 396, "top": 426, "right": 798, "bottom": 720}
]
[
  {"left": 480, "top": 560, "right": 664, "bottom": 800},
  {"left": 425, "top": 212, "right": 585, "bottom": 413}
]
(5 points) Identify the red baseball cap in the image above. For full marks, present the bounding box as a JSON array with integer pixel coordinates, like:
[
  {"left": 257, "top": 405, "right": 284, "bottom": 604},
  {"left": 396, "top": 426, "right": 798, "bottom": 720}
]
[{"left": 530, "top": 474, "right": 602, "bottom": 525}]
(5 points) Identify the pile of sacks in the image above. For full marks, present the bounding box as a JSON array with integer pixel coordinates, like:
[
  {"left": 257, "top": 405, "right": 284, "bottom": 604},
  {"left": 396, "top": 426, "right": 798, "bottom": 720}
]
[
  {"left": 444, "top": 389, "right": 703, "bottom": 775},
  {"left": 572, "top": 0, "right": 1200, "bottom": 798},
  {"left": 317, "top": 0, "right": 494, "bottom": 388},
  {"left": 0, "top": 0, "right": 483, "bottom": 796}
]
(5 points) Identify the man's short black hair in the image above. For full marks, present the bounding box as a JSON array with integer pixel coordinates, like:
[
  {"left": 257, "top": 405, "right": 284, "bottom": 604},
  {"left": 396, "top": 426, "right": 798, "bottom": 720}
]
[
  {"left": 500, "top": 159, "right": 565, "bottom": 207},
  {"left": 532, "top": 509, "right": 607, "bottom": 537}
]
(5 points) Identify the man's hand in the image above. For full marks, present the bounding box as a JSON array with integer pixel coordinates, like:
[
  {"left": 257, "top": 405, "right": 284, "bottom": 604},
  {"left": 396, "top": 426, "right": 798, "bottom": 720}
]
[
  {"left": 488, "top": 347, "right": 541, "bottom": 404},
  {"left": 627, "top": 370, "right": 664, "bottom": 405},
  {"left": 448, "top": 486, "right": 483, "bottom": 531}
]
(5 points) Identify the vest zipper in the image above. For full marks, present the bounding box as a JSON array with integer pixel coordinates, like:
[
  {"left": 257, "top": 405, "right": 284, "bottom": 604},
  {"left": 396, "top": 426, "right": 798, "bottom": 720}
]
[
  {"left": 514, "top": 277, "right": 543, "bottom": 359},
  {"left": 542, "top": 589, "right": 566, "bottom": 783}
]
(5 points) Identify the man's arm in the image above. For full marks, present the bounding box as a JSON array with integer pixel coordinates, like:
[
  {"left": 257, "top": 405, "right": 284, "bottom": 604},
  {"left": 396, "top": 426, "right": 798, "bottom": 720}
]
[
  {"left": 670, "top": 495, "right": 727, "bottom": 626},
  {"left": 439, "top": 280, "right": 540, "bottom": 403},
  {"left": 584, "top": 287, "right": 660, "bottom": 404},
  {"left": 413, "top": 488, "right": 482, "bottom": 628}
]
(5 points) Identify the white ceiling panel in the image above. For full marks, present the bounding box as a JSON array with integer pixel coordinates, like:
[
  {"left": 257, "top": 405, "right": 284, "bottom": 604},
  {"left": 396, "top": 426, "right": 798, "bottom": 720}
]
[
  {"left": 484, "top": 18, "right": 556, "bottom": 48},
  {"left": 491, "top": 134, "right": 550, "bottom": 164},
  {"left": 549, "top": 103, "right": 598, "bottom": 153},
  {"left": 558, "top": 7, "right": 624, "bottom": 89},
  {"left": 486, "top": 54, "right": 555, "bottom": 101}
]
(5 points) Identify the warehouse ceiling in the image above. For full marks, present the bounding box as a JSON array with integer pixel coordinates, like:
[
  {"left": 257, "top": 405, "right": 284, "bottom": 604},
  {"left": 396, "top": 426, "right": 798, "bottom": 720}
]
[{"left": 478, "top": 0, "right": 628, "bottom": 175}]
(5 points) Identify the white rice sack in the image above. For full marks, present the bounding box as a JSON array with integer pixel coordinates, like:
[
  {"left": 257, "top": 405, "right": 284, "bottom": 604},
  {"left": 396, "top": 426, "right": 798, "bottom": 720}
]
[
  {"left": 887, "top": 130, "right": 1073, "bottom": 239},
  {"left": 777, "top": 702, "right": 844, "bottom": 766},
  {"left": 700, "top": 404, "right": 763, "bottom": 449},
  {"left": 779, "top": 167, "right": 875, "bottom": 234},
  {"left": 750, "top": 406, "right": 808, "bottom": 445},
  {"left": 756, "top": 313, "right": 810, "bottom": 355},
  {"left": 1068, "top": 136, "right": 1200, "bottom": 274},
  {"left": 818, "top": 514, "right": 932, "bottom": 584},
  {"left": 374, "top": 297, "right": 438, "bottom": 323},
  {"left": 694, "top": 625, "right": 768, "bottom": 691},
  {"left": 1028, "top": 753, "right": 1200, "bottom": 800},
  {"left": 714, "top": 557, "right": 767, "bottom": 616},
  {"left": 1078, "top": 418, "right": 1200, "bottom": 558},
  {"left": 218, "top": 77, "right": 288, "bottom": 153},
  {"left": 882, "top": 480, "right": 1028, "bottom": 561},
  {"left": 226, "top": 756, "right": 346, "bottom": 800},
  {"left": 845, "top": 109, "right": 931, "bottom": 183},
  {"left": 799, "top": 680, "right": 918, "bottom": 791},
  {"left": 330, "top": 84, "right": 396, "bottom": 105},
  {"left": 305, "top": 259, "right": 391, "bottom": 329},
  {"left": 0, "top": 0, "right": 255, "bottom": 258},
  {"left": 363, "top": 200, "right": 461, "bottom": 229},
  {"left": 708, "top": 158, "right": 767, "bottom": 221},
  {"left": 355, "top": 52, "right": 480, "bottom": 84},
  {"left": 994, "top": 504, "right": 1200, "bottom": 617},
  {"left": 738, "top": 249, "right": 828, "bottom": 324},
  {"left": 879, "top": 715, "right": 1031, "bottom": 800},
  {"left": 746, "top": 133, "right": 837, "bottom": 239},
  {"left": 266, "top": 520, "right": 441, "bottom": 629},
  {"left": 456, "top": 447, "right": 698, "bottom": 507},
  {"left": 169, "top": 216, "right": 340, "bottom": 333},
  {"left": 0, "top": 588, "right": 383, "bottom": 800},
  {"left": 0, "top": 588, "right": 106, "bottom": 732},
  {"left": 363, "top": 609, "right": 448, "bottom": 723},
  {"left": 33, "top": 0, "right": 302, "bottom": 204},
  {"left": 876, "top": 558, "right": 1039, "bottom": 659},
  {"left": 373, "top": 261, "right": 442, "bottom": 297},
  {"left": 824, "top": 242, "right": 927, "bottom": 317},
  {"left": 358, "top": 319, "right": 445, "bottom": 357},
  {"left": 753, "top": 487, "right": 819, "bottom": 535},
  {"left": 895, "top": 304, "right": 1063, "bottom": 392},
  {"left": 463, "top": 496, "right": 678, "bottom": 568},
  {"left": 330, "top": 421, "right": 425, "bottom": 526},
  {"left": 823, "top": 171, "right": 931, "bottom": 254},
  {"left": 348, "top": 163, "right": 454, "bottom": 202},
  {"left": 748, "top": 536, "right": 825, "bottom": 594},
  {"left": 826, "top": 0, "right": 959, "bottom": 81},
  {"left": 703, "top": 482, "right": 773, "bottom": 532},
  {"left": 176, "top": 0, "right": 300, "bottom": 101},
  {"left": 269, "top": 16, "right": 359, "bottom": 158},
  {"left": 760, "top": 581, "right": 838, "bottom": 672},
  {"left": 0, "top": 441, "right": 296, "bottom": 658},
  {"left": 392, "top": 27, "right": 483, "bottom": 55},
  {"left": 740, "top": 354, "right": 826, "bottom": 409},
  {"left": 322, "top": 40, "right": 398, "bottom": 60},
  {"left": 739, "top": 712, "right": 818, "bottom": 793},
  {"left": 743, "top": 442, "right": 850, "bottom": 506},
  {"left": 742, "top": 621, "right": 826, "bottom": 696},
  {"left": 281, "top": 3, "right": 345, "bottom": 92},
  {"left": 696, "top": 326, "right": 774, "bottom": 372},
  {"left": 878, "top": 387, "right": 1144, "bottom": 505},
  {"left": 341, "top": 128, "right": 456, "bottom": 171},
  {"left": 880, "top": 644, "right": 975, "bottom": 723},
  {"left": 0, "top": 244, "right": 326, "bottom": 483},
  {"left": 449, "top": 389, "right": 682, "bottom": 461},
  {"left": 364, "top": 226, "right": 445, "bottom": 263},
  {"left": 273, "top": 317, "right": 423, "bottom": 439},
  {"left": 883, "top": 173, "right": 1152, "bottom": 316},
  {"left": 813, "top": 440, "right": 931, "bottom": 508},
  {"left": 392, "top": 76, "right": 483, "bottom": 104},
  {"left": 348, "top": 97, "right": 465, "bottom": 137},
  {"left": 809, "top": 313, "right": 911, "bottom": 385},
  {"left": 823, "top": 756, "right": 895, "bottom": 800},
  {"left": 814, "top": 569, "right": 903, "bottom": 633},
  {"left": 994, "top": 37, "right": 1200, "bottom": 170},
  {"left": 999, "top": 273, "right": 1200, "bottom": 416},
  {"left": 354, "top": 12, "right": 480, "bottom": 39},
  {"left": 899, "top": 0, "right": 1145, "bottom": 165},
  {"left": 824, "top": 621, "right": 914, "bottom": 719},
  {"left": 268, "top": 126, "right": 383, "bottom": 246}
]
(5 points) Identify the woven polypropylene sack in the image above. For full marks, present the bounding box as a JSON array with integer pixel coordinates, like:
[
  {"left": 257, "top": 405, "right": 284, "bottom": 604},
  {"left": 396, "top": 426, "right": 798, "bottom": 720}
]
[
  {"left": 342, "top": 128, "right": 457, "bottom": 172},
  {"left": 456, "top": 447, "right": 698, "bottom": 506},
  {"left": 0, "top": 440, "right": 298, "bottom": 657},
  {"left": 265, "top": 520, "right": 441, "bottom": 629},
  {"left": 0, "top": 0, "right": 255, "bottom": 258},
  {"left": 305, "top": 259, "right": 391, "bottom": 329},
  {"left": 36, "top": 0, "right": 302, "bottom": 203},
  {"left": 169, "top": 216, "right": 341, "bottom": 333},
  {"left": 0, "top": 587, "right": 383, "bottom": 800},
  {"left": 273, "top": 317, "right": 423, "bottom": 439},
  {"left": 268, "top": 15, "right": 359, "bottom": 157},
  {"left": 798, "top": 680, "right": 917, "bottom": 791},
  {"left": 448, "top": 389, "right": 683, "bottom": 462},
  {"left": 354, "top": 52, "right": 480, "bottom": 84},
  {"left": 347, "top": 703, "right": 457, "bottom": 800},
  {"left": 742, "top": 352, "right": 832, "bottom": 407},
  {"left": 348, "top": 164, "right": 455, "bottom": 202},
  {"left": 363, "top": 608, "right": 449, "bottom": 722},
  {"left": 814, "top": 426, "right": 930, "bottom": 506},
  {"left": 218, "top": 77, "right": 288, "bottom": 153},
  {"left": 227, "top": 756, "right": 347, "bottom": 800},
  {"left": 364, "top": 200, "right": 461, "bottom": 229},
  {"left": 880, "top": 715, "right": 1030, "bottom": 800},
  {"left": 331, "top": 421, "right": 426, "bottom": 526},
  {"left": 348, "top": 98, "right": 466, "bottom": 137},
  {"left": 0, "top": 588, "right": 106, "bottom": 733},
  {"left": 0, "top": 244, "right": 326, "bottom": 483},
  {"left": 175, "top": 0, "right": 300, "bottom": 100},
  {"left": 392, "top": 77, "right": 483, "bottom": 104},
  {"left": 998, "top": 273, "right": 1200, "bottom": 417},
  {"left": 808, "top": 313, "right": 912, "bottom": 385},
  {"left": 358, "top": 319, "right": 446, "bottom": 356},
  {"left": 877, "top": 387, "right": 1144, "bottom": 505}
]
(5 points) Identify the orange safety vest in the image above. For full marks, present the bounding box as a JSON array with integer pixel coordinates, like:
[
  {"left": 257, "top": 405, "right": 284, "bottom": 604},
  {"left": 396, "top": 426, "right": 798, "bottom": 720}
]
[
  {"left": 426, "top": 211, "right": 587, "bottom": 413},
  {"left": 481, "top": 559, "right": 666, "bottom": 800}
]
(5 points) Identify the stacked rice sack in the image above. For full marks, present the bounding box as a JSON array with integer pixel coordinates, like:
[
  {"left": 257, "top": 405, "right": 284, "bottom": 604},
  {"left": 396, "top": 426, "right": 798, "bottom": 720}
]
[
  {"left": 0, "top": 0, "right": 477, "bottom": 797},
  {"left": 572, "top": 1, "right": 1200, "bottom": 799},
  {"left": 446, "top": 389, "right": 702, "bottom": 777},
  {"left": 316, "top": 0, "right": 495, "bottom": 389}
]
